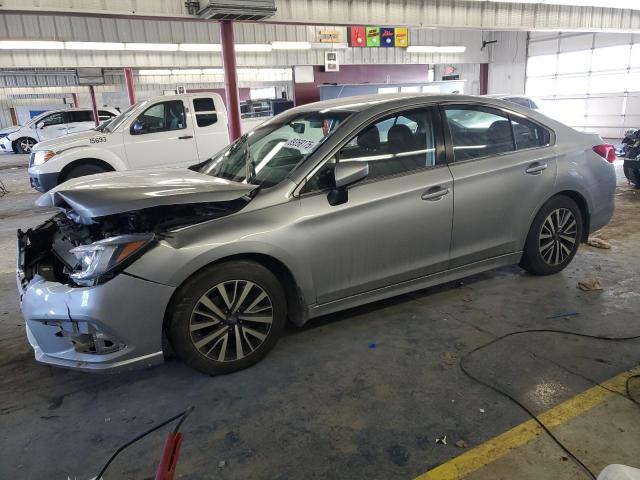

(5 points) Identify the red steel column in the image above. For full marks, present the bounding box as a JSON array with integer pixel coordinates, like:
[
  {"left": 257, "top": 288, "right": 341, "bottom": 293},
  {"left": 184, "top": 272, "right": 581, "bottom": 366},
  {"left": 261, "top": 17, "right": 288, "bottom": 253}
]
[
  {"left": 124, "top": 67, "right": 136, "bottom": 105},
  {"left": 220, "top": 20, "right": 242, "bottom": 141},
  {"left": 88, "top": 85, "right": 100, "bottom": 127},
  {"left": 479, "top": 63, "right": 489, "bottom": 95},
  {"left": 71, "top": 93, "right": 79, "bottom": 108}
]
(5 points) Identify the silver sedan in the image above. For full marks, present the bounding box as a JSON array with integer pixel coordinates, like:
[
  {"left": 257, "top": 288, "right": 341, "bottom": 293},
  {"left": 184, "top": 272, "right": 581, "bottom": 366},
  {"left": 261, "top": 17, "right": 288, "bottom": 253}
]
[{"left": 17, "top": 94, "right": 616, "bottom": 375}]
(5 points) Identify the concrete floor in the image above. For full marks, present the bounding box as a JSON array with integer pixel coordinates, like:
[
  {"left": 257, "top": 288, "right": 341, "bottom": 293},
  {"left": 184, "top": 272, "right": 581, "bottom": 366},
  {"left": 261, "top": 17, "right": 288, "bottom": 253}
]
[{"left": 0, "top": 153, "right": 639, "bottom": 479}]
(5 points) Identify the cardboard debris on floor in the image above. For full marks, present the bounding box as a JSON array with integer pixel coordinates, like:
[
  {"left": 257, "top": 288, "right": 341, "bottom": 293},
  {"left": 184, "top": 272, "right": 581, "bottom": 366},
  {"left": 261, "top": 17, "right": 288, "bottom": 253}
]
[
  {"left": 577, "top": 279, "right": 603, "bottom": 292},
  {"left": 455, "top": 440, "right": 468, "bottom": 448},
  {"left": 587, "top": 237, "right": 612, "bottom": 249}
]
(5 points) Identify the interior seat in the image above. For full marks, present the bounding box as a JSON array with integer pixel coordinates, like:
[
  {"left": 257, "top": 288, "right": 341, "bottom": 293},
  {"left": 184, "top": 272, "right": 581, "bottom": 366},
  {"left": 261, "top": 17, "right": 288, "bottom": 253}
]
[{"left": 486, "top": 120, "right": 514, "bottom": 154}]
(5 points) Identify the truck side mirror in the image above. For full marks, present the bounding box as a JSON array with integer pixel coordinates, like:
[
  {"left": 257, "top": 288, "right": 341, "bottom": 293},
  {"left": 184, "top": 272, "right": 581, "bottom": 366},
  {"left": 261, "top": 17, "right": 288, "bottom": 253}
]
[{"left": 131, "top": 120, "right": 147, "bottom": 135}]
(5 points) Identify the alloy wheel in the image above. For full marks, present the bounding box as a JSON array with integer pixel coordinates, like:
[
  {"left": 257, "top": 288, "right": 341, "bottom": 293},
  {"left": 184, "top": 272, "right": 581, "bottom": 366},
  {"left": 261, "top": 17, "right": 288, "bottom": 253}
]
[
  {"left": 19, "top": 138, "right": 35, "bottom": 153},
  {"left": 538, "top": 208, "right": 577, "bottom": 266},
  {"left": 189, "top": 280, "right": 273, "bottom": 362}
]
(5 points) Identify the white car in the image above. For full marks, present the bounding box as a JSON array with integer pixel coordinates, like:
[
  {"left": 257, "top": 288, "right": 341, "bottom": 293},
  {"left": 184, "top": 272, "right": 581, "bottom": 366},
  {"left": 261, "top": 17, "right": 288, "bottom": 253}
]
[
  {"left": 1, "top": 107, "right": 119, "bottom": 154},
  {"left": 28, "top": 93, "right": 229, "bottom": 192},
  {"left": 485, "top": 94, "right": 545, "bottom": 112}
]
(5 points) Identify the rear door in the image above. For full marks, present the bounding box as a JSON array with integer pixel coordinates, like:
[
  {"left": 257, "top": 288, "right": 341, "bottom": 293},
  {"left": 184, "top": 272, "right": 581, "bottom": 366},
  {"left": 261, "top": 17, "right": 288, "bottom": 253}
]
[
  {"left": 191, "top": 96, "right": 230, "bottom": 160},
  {"left": 123, "top": 99, "right": 198, "bottom": 169},
  {"left": 442, "top": 104, "right": 557, "bottom": 267},
  {"left": 66, "top": 110, "right": 95, "bottom": 135},
  {"left": 297, "top": 106, "right": 453, "bottom": 304}
]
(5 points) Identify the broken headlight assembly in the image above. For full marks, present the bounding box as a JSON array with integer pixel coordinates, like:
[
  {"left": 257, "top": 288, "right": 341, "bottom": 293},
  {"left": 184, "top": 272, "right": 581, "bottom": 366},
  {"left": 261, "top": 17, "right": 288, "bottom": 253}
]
[{"left": 69, "top": 234, "right": 155, "bottom": 286}]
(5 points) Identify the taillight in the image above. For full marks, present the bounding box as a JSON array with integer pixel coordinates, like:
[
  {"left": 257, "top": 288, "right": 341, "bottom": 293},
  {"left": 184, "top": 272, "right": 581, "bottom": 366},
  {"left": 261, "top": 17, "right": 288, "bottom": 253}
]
[{"left": 593, "top": 144, "right": 616, "bottom": 163}]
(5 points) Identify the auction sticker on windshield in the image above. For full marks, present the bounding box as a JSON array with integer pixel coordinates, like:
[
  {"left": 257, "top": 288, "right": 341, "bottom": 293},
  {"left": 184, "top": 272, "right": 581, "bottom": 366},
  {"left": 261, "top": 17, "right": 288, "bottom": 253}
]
[{"left": 284, "top": 138, "right": 317, "bottom": 154}]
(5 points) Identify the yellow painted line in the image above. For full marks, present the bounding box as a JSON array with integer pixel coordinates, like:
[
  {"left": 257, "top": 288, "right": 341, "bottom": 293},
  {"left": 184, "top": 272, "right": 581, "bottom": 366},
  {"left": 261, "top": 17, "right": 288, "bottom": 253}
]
[{"left": 416, "top": 367, "right": 640, "bottom": 480}]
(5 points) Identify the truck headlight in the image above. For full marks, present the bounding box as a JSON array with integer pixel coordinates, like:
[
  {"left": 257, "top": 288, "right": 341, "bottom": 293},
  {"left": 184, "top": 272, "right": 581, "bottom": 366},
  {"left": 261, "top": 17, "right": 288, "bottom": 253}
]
[
  {"left": 32, "top": 150, "right": 56, "bottom": 166},
  {"left": 69, "top": 234, "right": 155, "bottom": 286}
]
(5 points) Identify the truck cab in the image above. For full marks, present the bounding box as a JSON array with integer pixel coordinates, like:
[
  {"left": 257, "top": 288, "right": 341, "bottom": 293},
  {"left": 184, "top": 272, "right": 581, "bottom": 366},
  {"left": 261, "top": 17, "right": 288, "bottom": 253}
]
[{"left": 28, "top": 93, "right": 229, "bottom": 192}]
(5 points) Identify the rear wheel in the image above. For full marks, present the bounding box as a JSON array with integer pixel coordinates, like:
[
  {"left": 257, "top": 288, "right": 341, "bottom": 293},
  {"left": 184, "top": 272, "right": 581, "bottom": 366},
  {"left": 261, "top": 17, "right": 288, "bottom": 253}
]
[
  {"left": 624, "top": 166, "right": 640, "bottom": 188},
  {"left": 166, "top": 261, "right": 286, "bottom": 376},
  {"left": 520, "top": 196, "right": 583, "bottom": 276},
  {"left": 60, "top": 163, "right": 110, "bottom": 183},
  {"left": 15, "top": 137, "right": 36, "bottom": 154}
]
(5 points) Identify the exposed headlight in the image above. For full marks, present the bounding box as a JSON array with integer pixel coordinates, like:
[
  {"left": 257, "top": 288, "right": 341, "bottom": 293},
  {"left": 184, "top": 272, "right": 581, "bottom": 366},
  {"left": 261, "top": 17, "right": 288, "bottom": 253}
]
[
  {"left": 32, "top": 150, "right": 56, "bottom": 166},
  {"left": 69, "top": 234, "right": 155, "bottom": 286}
]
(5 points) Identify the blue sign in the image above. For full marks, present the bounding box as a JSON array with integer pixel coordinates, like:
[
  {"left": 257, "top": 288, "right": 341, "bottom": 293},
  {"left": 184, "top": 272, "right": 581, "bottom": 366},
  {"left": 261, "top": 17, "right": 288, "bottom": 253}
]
[{"left": 380, "top": 28, "right": 395, "bottom": 47}]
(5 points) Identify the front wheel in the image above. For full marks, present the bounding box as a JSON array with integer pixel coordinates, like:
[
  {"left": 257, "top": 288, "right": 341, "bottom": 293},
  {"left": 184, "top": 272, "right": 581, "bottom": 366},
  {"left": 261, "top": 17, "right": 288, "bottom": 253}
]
[
  {"left": 60, "top": 163, "right": 110, "bottom": 183},
  {"left": 624, "top": 166, "right": 640, "bottom": 188},
  {"left": 520, "top": 196, "right": 583, "bottom": 276},
  {"left": 166, "top": 261, "right": 287, "bottom": 375},
  {"left": 15, "top": 137, "right": 37, "bottom": 154}
]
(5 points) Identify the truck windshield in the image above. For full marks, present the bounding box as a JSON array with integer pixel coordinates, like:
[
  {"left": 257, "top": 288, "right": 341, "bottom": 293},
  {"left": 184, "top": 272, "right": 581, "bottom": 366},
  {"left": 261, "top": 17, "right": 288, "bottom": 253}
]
[
  {"left": 104, "top": 102, "right": 143, "bottom": 133},
  {"left": 200, "top": 111, "right": 352, "bottom": 188}
]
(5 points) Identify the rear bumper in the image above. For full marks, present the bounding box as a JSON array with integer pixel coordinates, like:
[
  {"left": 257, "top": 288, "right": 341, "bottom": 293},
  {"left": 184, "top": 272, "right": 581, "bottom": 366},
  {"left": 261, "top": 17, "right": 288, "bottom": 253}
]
[
  {"left": 20, "top": 273, "right": 175, "bottom": 372},
  {"left": 589, "top": 166, "right": 616, "bottom": 234}
]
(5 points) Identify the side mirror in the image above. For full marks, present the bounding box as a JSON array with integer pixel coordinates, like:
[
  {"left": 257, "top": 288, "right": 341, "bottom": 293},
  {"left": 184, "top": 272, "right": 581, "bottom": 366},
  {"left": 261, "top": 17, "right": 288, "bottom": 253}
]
[
  {"left": 291, "top": 122, "right": 305, "bottom": 134},
  {"left": 37, "top": 123, "right": 45, "bottom": 130},
  {"left": 327, "top": 160, "right": 369, "bottom": 206},
  {"left": 131, "top": 120, "right": 146, "bottom": 135}
]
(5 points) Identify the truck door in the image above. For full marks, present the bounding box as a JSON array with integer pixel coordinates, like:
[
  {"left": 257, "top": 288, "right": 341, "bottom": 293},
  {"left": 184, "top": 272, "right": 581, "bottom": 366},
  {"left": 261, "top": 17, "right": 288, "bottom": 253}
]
[
  {"left": 123, "top": 99, "right": 198, "bottom": 169},
  {"left": 191, "top": 96, "right": 230, "bottom": 160}
]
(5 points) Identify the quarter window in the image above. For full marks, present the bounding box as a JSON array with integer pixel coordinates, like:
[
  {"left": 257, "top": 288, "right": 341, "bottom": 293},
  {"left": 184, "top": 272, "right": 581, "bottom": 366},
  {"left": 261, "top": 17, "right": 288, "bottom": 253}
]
[
  {"left": 193, "top": 97, "right": 218, "bottom": 127},
  {"left": 511, "top": 116, "right": 551, "bottom": 150},
  {"left": 444, "top": 106, "right": 515, "bottom": 161},
  {"left": 132, "top": 100, "right": 186, "bottom": 134}
]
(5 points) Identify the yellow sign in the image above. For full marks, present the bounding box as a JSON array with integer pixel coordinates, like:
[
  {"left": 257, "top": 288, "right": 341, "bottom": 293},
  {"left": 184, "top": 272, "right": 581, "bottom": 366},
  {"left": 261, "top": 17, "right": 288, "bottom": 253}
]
[{"left": 395, "top": 27, "right": 409, "bottom": 48}]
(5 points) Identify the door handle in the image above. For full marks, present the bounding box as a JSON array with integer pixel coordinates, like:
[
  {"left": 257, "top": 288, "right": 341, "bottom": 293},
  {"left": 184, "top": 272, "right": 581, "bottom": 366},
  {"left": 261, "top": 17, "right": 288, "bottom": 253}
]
[
  {"left": 57, "top": 127, "right": 67, "bottom": 131},
  {"left": 178, "top": 135, "right": 194, "bottom": 140},
  {"left": 525, "top": 163, "right": 548, "bottom": 175},
  {"left": 421, "top": 187, "right": 450, "bottom": 201}
]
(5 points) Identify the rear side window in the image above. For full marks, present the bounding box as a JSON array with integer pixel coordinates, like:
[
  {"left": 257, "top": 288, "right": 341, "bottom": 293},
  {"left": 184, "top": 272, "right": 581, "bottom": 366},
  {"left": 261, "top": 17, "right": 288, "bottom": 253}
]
[
  {"left": 444, "top": 106, "right": 515, "bottom": 161},
  {"left": 511, "top": 116, "right": 551, "bottom": 150},
  {"left": 69, "top": 110, "right": 93, "bottom": 123},
  {"left": 193, "top": 97, "right": 218, "bottom": 128}
]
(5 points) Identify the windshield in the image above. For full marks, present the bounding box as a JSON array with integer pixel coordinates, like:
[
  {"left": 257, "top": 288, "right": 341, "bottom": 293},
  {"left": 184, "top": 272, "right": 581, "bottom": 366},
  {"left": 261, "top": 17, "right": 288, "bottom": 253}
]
[
  {"left": 104, "top": 102, "right": 142, "bottom": 133},
  {"left": 200, "top": 111, "right": 352, "bottom": 188}
]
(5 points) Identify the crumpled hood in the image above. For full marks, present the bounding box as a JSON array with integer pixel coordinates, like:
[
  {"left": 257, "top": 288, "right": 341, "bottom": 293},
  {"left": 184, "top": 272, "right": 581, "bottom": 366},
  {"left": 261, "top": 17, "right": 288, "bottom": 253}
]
[
  {"left": 34, "top": 130, "right": 98, "bottom": 151},
  {"left": 36, "top": 167, "right": 257, "bottom": 218}
]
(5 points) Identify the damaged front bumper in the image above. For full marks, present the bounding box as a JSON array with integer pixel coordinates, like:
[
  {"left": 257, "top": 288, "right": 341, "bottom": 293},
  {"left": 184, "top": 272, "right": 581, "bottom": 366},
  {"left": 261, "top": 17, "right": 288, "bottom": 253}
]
[{"left": 18, "top": 228, "right": 176, "bottom": 371}]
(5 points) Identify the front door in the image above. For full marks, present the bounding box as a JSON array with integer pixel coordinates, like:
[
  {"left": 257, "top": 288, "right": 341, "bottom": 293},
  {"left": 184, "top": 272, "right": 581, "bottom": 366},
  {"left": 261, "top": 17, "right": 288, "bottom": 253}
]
[
  {"left": 296, "top": 107, "right": 454, "bottom": 304},
  {"left": 442, "top": 104, "right": 557, "bottom": 267},
  {"left": 123, "top": 99, "right": 198, "bottom": 169},
  {"left": 35, "top": 111, "right": 67, "bottom": 141}
]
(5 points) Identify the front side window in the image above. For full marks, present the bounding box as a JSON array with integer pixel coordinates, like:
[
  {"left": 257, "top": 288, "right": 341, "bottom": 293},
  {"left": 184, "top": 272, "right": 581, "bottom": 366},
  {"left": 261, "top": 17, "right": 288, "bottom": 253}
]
[
  {"left": 98, "top": 110, "right": 116, "bottom": 121},
  {"left": 200, "top": 111, "right": 352, "bottom": 188},
  {"left": 131, "top": 100, "right": 186, "bottom": 135},
  {"left": 444, "top": 106, "right": 515, "bottom": 161},
  {"left": 193, "top": 97, "right": 218, "bottom": 128},
  {"left": 38, "top": 112, "right": 65, "bottom": 128}
]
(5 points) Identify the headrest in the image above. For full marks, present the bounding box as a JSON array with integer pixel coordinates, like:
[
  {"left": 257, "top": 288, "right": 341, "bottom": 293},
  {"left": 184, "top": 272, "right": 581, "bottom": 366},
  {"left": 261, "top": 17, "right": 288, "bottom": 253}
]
[
  {"left": 357, "top": 125, "right": 381, "bottom": 151},
  {"left": 487, "top": 120, "right": 512, "bottom": 143}
]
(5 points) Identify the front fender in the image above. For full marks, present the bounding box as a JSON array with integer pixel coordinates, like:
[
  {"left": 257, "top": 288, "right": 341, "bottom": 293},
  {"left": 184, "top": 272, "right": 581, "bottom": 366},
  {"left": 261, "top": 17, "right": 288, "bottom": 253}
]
[{"left": 32, "top": 146, "right": 127, "bottom": 174}]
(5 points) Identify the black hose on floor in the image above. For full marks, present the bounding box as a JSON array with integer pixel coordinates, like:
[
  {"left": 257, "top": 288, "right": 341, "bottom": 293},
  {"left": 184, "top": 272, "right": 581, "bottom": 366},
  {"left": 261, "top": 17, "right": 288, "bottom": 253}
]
[{"left": 459, "top": 329, "right": 640, "bottom": 480}]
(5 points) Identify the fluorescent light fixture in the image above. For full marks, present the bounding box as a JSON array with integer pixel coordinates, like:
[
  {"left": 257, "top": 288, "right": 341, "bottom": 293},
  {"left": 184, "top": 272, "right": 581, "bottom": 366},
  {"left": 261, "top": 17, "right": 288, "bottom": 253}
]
[
  {"left": 235, "top": 44, "right": 273, "bottom": 52},
  {"left": 0, "top": 40, "right": 64, "bottom": 50},
  {"left": 126, "top": 43, "right": 179, "bottom": 52},
  {"left": 65, "top": 41, "right": 125, "bottom": 51},
  {"left": 407, "top": 45, "right": 467, "bottom": 53},
  {"left": 271, "top": 41, "right": 312, "bottom": 50},
  {"left": 171, "top": 69, "right": 203, "bottom": 75},
  {"left": 179, "top": 43, "right": 221, "bottom": 52},
  {"left": 138, "top": 69, "right": 172, "bottom": 76},
  {"left": 311, "top": 42, "right": 349, "bottom": 50},
  {"left": 202, "top": 68, "right": 224, "bottom": 75}
]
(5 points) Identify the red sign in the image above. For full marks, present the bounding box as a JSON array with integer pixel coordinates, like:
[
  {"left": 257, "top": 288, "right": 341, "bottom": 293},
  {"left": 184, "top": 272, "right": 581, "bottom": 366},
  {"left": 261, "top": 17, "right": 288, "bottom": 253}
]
[{"left": 349, "top": 26, "right": 366, "bottom": 47}]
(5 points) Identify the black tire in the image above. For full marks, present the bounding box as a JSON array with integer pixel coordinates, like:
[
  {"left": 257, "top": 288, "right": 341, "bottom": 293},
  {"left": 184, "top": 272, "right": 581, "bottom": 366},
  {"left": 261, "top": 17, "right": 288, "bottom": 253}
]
[
  {"left": 60, "top": 163, "right": 109, "bottom": 183},
  {"left": 520, "top": 195, "right": 583, "bottom": 276},
  {"left": 166, "top": 260, "right": 286, "bottom": 376},
  {"left": 15, "top": 137, "right": 37, "bottom": 154},
  {"left": 624, "top": 166, "right": 640, "bottom": 188}
]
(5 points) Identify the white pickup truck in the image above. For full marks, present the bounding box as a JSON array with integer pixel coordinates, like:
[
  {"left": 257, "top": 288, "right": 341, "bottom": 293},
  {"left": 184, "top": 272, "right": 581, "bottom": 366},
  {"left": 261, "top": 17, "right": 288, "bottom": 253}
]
[{"left": 28, "top": 93, "right": 232, "bottom": 192}]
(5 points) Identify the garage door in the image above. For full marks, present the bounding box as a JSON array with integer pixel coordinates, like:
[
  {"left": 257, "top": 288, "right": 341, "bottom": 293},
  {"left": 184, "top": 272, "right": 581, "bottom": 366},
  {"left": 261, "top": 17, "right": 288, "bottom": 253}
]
[{"left": 526, "top": 32, "right": 640, "bottom": 139}]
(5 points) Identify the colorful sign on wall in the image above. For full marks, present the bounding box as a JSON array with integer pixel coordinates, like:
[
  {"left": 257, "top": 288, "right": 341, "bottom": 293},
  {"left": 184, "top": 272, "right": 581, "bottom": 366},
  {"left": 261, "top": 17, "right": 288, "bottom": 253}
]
[
  {"left": 349, "top": 27, "right": 366, "bottom": 47},
  {"left": 395, "top": 27, "right": 409, "bottom": 48},
  {"left": 366, "top": 27, "right": 380, "bottom": 47},
  {"left": 348, "top": 26, "right": 409, "bottom": 48},
  {"left": 380, "top": 27, "right": 395, "bottom": 47}
]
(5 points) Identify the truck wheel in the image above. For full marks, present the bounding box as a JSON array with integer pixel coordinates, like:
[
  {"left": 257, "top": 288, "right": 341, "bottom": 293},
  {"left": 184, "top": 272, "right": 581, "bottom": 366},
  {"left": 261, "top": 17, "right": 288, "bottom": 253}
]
[
  {"left": 60, "top": 163, "right": 110, "bottom": 183},
  {"left": 624, "top": 167, "right": 640, "bottom": 188},
  {"left": 166, "top": 260, "right": 287, "bottom": 376},
  {"left": 15, "top": 137, "right": 37, "bottom": 154}
]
